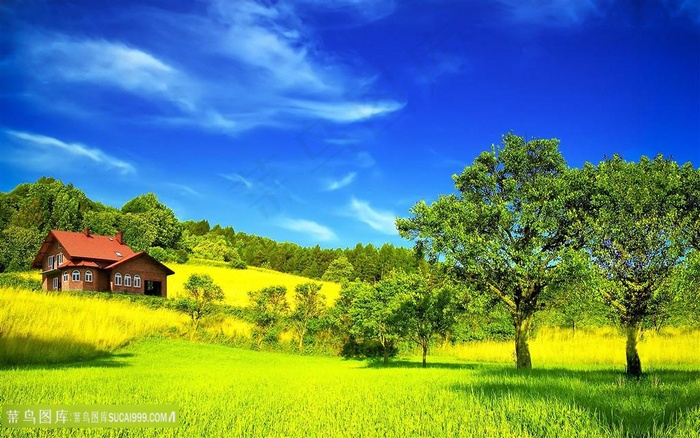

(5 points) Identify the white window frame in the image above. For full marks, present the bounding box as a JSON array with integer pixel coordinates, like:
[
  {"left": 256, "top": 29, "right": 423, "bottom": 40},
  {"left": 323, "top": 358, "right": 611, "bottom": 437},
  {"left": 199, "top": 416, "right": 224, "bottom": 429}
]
[
  {"left": 85, "top": 270, "right": 93, "bottom": 283},
  {"left": 134, "top": 274, "right": 141, "bottom": 288},
  {"left": 124, "top": 274, "right": 132, "bottom": 287},
  {"left": 48, "top": 255, "right": 54, "bottom": 270},
  {"left": 52, "top": 277, "right": 59, "bottom": 290},
  {"left": 72, "top": 270, "right": 80, "bottom": 282},
  {"left": 57, "top": 253, "right": 63, "bottom": 266},
  {"left": 115, "top": 273, "right": 122, "bottom": 286},
  {"left": 63, "top": 271, "right": 69, "bottom": 282}
]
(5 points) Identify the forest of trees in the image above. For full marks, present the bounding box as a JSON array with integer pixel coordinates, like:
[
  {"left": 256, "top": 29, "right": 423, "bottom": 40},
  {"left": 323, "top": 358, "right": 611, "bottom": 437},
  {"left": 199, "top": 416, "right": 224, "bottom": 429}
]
[{"left": 0, "top": 177, "right": 423, "bottom": 282}]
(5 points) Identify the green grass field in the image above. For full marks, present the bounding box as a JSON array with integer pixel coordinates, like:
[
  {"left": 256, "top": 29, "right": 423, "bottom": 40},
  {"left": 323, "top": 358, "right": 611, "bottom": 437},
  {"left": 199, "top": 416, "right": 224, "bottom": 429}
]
[
  {"left": 1, "top": 337, "right": 698, "bottom": 437},
  {"left": 1, "top": 268, "right": 699, "bottom": 437}
]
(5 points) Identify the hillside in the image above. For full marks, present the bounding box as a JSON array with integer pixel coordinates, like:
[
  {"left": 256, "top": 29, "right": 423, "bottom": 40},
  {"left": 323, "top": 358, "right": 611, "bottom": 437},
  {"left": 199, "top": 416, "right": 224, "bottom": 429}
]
[{"left": 167, "top": 260, "right": 342, "bottom": 306}]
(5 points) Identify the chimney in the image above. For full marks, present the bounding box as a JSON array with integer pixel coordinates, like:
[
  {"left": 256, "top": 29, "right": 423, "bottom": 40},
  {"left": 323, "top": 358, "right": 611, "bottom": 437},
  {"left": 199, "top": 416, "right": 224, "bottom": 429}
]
[
  {"left": 84, "top": 228, "right": 90, "bottom": 237},
  {"left": 116, "top": 231, "right": 123, "bottom": 245}
]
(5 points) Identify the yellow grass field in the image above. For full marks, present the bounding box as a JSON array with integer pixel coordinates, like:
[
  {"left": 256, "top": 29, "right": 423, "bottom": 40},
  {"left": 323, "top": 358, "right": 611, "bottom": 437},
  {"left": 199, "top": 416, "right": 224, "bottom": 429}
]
[
  {"left": 443, "top": 326, "right": 700, "bottom": 367},
  {"left": 0, "top": 287, "right": 187, "bottom": 364},
  {"left": 167, "top": 261, "right": 342, "bottom": 307}
]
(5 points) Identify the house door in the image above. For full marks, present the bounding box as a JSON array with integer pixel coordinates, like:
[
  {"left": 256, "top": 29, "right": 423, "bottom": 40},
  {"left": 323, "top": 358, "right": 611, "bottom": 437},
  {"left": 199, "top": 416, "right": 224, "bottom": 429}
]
[{"left": 145, "top": 281, "right": 162, "bottom": 296}]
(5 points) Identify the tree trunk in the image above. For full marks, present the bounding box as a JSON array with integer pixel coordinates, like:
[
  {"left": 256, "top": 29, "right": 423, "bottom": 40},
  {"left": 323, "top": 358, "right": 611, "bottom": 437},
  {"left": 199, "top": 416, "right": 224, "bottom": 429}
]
[
  {"left": 625, "top": 322, "right": 642, "bottom": 378},
  {"left": 297, "top": 327, "right": 306, "bottom": 351},
  {"left": 422, "top": 343, "right": 428, "bottom": 368},
  {"left": 383, "top": 346, "right": 389, "bottom": 366},
  {"left": 514, "top": 313, "right": 533, "bottom": 369}
]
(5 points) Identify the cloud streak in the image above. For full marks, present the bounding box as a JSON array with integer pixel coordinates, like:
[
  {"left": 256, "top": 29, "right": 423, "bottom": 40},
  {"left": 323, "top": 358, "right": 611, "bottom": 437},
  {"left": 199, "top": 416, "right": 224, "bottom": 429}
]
[
  {"left": 4, "top": 130, "right": 135, "bottom": 175},
  {"left": 495, "top": 0, "right": 605, "bottom": 26},
  {"left": 348, "top": 198, "right": 397, "bottom": 235},
  {"left": 326, "top": 172, "right": 357, "bottom": 191},
  {"left": 277, "top": 217, "right": 337, "bottom": 242}
]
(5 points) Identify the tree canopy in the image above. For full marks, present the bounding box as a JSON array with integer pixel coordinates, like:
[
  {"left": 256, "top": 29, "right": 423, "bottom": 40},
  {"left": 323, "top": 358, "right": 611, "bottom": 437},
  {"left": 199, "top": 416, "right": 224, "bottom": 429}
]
[{"left": 398, "top": 133, "right": 590, "bottom": 369}]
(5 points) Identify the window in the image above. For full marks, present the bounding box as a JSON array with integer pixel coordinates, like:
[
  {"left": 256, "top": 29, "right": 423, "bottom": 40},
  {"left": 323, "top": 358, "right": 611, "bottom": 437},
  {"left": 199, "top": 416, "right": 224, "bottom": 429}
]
[
  {"left": 52, "top": 277, "right": 59, "bottom": 290},
  {"left": 72, "top": 270, "right": 80, "bottom": 281},
  {"left": 48, "top": 255, "right": 54, "bottom": 270},
  {"left": 57, "top": 253, "right": 63, "bottom": 266},
  {"left": 115, "top": 273, "right": 122, "bottom": 286},
  {"left": 124, "top": 274, "right": 132, "bottom": 287},
  {"left": 134, "top": 275, "right": 141, "bottom": 288},
  {"left": 85, "top": 270, "right": 93, "bottom": 283}
]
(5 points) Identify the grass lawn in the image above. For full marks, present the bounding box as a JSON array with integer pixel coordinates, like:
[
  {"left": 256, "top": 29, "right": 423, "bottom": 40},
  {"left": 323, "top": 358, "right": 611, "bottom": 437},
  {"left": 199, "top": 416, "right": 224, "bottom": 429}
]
[{"left": 1, "top": 337, "right": 699, "bottom": 437}]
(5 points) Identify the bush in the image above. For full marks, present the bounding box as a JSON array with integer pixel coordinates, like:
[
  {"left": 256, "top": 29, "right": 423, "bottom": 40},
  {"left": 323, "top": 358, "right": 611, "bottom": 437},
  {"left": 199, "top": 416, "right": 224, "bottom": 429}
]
[
  {"left": 228, "top": 259, "right": 247, "bottom": 269},
  {"left": 0, "top": 273, "right": 42, "bottom": 291}
]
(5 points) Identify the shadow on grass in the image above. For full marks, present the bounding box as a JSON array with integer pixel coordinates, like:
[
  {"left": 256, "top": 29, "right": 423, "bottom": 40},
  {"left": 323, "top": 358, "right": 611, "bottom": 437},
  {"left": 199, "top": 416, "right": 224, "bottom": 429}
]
[
  {"left": 364, "top": 359, "right": 478, "bottom": 370},
  {"left": 455, "top": 366, "right": 700, "bottom": 437},
  {"left": 0, "top": 335, "right": 134, "bottom": 370}
]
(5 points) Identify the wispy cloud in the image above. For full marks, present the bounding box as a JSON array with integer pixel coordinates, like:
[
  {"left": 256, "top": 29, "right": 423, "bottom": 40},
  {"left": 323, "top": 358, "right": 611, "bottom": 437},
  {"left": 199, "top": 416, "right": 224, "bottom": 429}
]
[
  {"left": 348, "top": 198, "right": 397, "bottom": 235},
  {"left": 277, "top": 217, "right": 337, "bottom": 242},
  {"left": 664, "top": 0, "right": 700, "bottom": 24},
  {"left": 166, "top": 183, "right": 201, "bottom": 197},
  {"left": 326, "top": 172, "right": 356, "bottom": 191},
  {"left": 221, "top": 173, "right": 254, "bottom": 190},
  {"left": 4, "top": 130, "right": 135, "bottom": 175},
  {"left": 495, "top": 0, "right": 605, "bottom": 26},
  {"left": 11, "top": 0, "right": 404, "bottom": 135}
]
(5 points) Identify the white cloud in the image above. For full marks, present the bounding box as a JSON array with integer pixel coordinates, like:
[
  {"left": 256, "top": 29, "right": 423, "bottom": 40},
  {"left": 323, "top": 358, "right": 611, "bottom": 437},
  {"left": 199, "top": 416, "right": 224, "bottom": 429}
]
[
  {"left": 23, "top": 34, "right": 193, "bottom": 109},
  {"left": 326, "top": 172, "right": 356, "bottom": 191},
  {"left": 277, "top": 217, "right": 337, "bottom": 242},
  {"left": 12, "top": 1, "right": 404, "bottom": 135},
  {"left": 4, "top": 130, "right": 135, "bottom": 175},
  {"left": 348, "top": 198, "right": 397, "bottom": 235}
]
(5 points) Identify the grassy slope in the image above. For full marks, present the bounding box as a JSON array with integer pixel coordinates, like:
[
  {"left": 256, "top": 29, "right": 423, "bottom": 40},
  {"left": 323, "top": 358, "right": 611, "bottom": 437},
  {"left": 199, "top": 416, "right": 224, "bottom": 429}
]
[
  {"left": 1, "top": 337, "right": 698, "bottom": 437},
  {"left": 166, "top": 261, "right": 341, "bottom": 307}
]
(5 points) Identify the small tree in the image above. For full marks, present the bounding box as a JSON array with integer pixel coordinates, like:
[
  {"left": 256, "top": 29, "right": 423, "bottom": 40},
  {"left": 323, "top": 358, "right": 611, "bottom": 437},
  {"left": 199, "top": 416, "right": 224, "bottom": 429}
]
[
  {"left": 290, "top": 283, "right": 326, "bottom": 350},
  {"left": 350, "top": 281, "right": 402, "bottom": 365},
  {"left": 175, "top": 274, "right": 224, "bottom": 336},
  {"left": 390, "top": 272, "right": 456, "bottom": 367},
  {"left": 322, "top": 256, "right": 355, "bottom": 283},
  {"left": 247, "top": 286, "right": 289, "bottom": 348}
]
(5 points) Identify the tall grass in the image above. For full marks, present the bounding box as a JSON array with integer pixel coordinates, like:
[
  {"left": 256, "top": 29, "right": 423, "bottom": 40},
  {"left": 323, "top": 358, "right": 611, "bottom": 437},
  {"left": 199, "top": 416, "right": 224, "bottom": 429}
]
[
  {"left": 0, "top": 287, "right": 187, "bottom": 365},
  {"left": 443, "top": 327, "right": 700, "bottom": 367}
]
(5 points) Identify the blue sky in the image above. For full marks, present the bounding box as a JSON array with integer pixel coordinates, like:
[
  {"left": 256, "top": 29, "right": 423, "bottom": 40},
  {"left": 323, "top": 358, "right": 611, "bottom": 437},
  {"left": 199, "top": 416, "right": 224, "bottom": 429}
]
[{"left": 1, "top": 0, "right": 699, "bottom": 249}]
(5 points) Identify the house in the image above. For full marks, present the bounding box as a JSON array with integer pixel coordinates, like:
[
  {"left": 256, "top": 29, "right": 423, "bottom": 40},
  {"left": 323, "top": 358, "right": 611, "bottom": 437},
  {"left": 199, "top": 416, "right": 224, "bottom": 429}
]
[{"left": 31, "top": 229, "right": 174, "bottom": 297}]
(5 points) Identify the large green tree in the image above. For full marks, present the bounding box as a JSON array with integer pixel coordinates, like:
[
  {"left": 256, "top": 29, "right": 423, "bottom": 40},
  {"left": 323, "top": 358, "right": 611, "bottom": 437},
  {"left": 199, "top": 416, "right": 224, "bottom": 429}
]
[
  {"left": 397, "top": 133, "right": 587, "bottom": 369},
  {"left": 583, "top": 155, "right": 695, "bottom": 377}
]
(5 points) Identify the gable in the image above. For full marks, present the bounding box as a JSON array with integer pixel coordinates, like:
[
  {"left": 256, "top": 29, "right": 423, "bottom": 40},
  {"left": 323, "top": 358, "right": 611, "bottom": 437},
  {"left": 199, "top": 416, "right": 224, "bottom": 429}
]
[
  {"left": 32, "top": 230, "right": 136, "bottom": 269},
  {"left": 105, "top": 252, "right": 175, "bottom": 276}
]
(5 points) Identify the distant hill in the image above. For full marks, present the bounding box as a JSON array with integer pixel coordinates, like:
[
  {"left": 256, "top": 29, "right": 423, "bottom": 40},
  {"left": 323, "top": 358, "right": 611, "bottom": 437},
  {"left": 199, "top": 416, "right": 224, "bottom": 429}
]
[{"left": 1, "top": 177, "right": 424, "bottom": 280}]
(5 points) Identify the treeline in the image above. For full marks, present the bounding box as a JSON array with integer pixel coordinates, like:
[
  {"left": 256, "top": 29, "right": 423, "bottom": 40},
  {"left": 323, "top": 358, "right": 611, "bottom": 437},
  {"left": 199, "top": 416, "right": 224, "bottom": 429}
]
[
  {"left": 182, "top": 219, "right": 424, "bottom": 281},
  {"left": 0, "top": 177, "right": 422, "bottom": 282}
]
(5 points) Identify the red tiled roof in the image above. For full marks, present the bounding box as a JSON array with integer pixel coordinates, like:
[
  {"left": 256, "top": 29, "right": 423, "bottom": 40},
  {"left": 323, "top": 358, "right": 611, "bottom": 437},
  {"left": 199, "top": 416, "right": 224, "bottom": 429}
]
[{"left": 32, "top": 230, "right": 136, "bottom": 269}]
